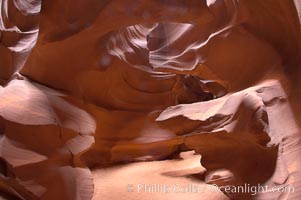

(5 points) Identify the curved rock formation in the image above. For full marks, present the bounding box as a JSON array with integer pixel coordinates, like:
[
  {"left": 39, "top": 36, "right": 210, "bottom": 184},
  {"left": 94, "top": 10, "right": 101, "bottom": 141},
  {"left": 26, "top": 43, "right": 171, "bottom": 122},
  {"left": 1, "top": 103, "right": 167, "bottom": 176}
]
[{"left": 0, "top": 0, "right": 301, "bottom": 200}]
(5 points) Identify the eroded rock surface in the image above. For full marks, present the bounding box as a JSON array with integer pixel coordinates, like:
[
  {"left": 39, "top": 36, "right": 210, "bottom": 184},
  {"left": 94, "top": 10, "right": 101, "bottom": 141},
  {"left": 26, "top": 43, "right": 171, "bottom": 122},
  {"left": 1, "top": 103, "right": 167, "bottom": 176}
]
[{"left": 0, "top": 0, "right": 301, "bottom": 200}]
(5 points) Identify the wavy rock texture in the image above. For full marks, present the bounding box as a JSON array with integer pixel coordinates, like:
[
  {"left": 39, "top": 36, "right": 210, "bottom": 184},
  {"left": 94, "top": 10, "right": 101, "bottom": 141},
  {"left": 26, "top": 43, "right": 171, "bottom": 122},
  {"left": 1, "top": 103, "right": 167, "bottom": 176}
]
[
  {"left": 0, "top": 0, "right": 40, "bottom": 83},
  {"left": 0, "top": 0, "right": 301, "bottom": 200}
]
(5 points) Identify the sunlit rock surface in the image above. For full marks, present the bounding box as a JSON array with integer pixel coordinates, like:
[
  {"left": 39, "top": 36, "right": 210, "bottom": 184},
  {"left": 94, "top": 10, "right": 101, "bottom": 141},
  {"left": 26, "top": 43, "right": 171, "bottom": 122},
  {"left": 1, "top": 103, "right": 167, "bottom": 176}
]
[{"left": 0, "top": 0, "right": 301, "bottom": 199}]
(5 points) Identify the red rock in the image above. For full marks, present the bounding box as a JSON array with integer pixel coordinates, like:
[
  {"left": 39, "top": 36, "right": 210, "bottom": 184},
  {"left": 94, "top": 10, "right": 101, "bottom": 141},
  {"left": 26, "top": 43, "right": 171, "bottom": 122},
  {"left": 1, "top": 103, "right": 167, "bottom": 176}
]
[{"left": 0, "top": 0, "right": 300, "bottom": 199}]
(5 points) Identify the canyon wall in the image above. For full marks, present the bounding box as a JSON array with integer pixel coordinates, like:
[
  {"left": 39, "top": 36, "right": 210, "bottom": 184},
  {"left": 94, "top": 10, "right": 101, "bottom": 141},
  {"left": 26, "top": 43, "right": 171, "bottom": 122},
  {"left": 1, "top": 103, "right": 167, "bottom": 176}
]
[{"left": 0, "top": 0, "right": 301, "bottom": 199}]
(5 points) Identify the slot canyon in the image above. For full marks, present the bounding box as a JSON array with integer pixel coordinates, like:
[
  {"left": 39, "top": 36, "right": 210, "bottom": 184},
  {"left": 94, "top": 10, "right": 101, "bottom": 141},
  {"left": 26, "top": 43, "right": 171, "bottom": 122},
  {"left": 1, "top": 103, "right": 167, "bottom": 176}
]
[{"left": 0, "top": 0, "right": 301, "bottom": 199}]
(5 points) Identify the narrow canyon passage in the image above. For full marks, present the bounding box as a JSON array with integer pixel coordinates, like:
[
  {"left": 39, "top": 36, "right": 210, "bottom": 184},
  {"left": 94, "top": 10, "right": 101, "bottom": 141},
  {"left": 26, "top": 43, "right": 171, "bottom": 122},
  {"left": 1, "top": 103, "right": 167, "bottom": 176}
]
[{"left": 0, "top": 0, "right": 301, "bottom": 200}]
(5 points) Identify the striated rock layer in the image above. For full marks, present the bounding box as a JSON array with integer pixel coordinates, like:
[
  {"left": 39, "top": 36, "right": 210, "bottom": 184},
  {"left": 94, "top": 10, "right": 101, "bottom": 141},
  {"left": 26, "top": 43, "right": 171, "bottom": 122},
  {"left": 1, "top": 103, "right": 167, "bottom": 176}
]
[{"left": 0, "top": 0, "right": 301, "bottom": 200}]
